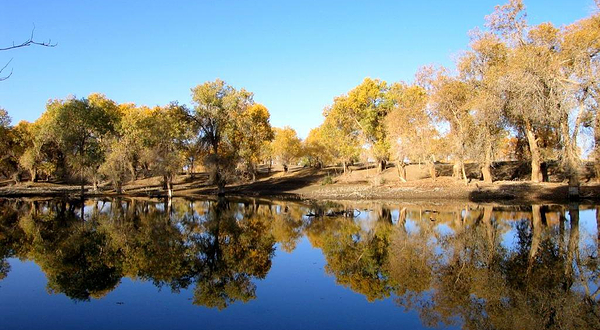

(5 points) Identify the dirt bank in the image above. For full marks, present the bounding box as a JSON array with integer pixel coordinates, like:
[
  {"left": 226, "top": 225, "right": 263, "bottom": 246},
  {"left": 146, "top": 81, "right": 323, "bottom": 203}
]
[{"left": 1, "top": 162, "right": 599, "bottom": 204}]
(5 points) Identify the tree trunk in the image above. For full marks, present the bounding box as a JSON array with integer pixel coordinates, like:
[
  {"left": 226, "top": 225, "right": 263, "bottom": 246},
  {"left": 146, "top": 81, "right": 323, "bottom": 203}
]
[
  {"left": 398, "top": 207, "right": 407, "bottom": 230},
  {"left": 453, "top": 160, "right": 461, "bottom": 179},
  {"left": 249, "top": 162, "right": 257, "bottom": 182},
  {"left": 80, "top": 197, "right": 85, "bottom": 220},
  {"left": 461, "top": 161, "right": 468, "bottom": 185},
  {"left": 525, "top": 123, "right": 543, "bottom": 182},
  {"left": 453, "top": 159, "right": 468, "bottom": 184},
  {"left": 343, "top": 161, "right": 348, "bottom": 174},
  {"left": 167, "top": 176, "right": 173, "bottom": 199},
  {"left": 190, "top": 158, "right": 195, "bottom": 179},
  {"left": 481, "top": 141, "right": 493, "bottom": 183},
  {"left": 31, "top": 168, "right": 38, "bottom": 182},
  {"left": 217, "top": 180, "right": 225, "bottom": 196},
  {"left": 13, "top": 171, "right": 21, "bottom": 183},
  {"left": 396, "top": 160, "right": 407, "bottom": 182},
  {"left": 482, "top": 205, "right": 495, "bottom": 261},
  {"left": 166, "top": 198, "right": 172, "bottom": 216},
  {"left": 528, "top": 205, "right": 543, "bottom": 271},
  {"left": 481, "top": 163, "right": 492, "bottom": 183},
  {"left": 378, "top": 207, "right": 392, "bottom": 224},
  {"left": 594, "top": 112, "right": 600, "bottom": 180},
  {"left": 565, "top": 204, "right": 579, "bottom": 282},
  {"left": 561, "top": 119, "right": 580, "bottom": 199},
  {"left": 428, "top": 160, "right": 436, "bottom": 182},
  {"left": 129, "top": 162, "right": 137, "bottom": 180},
  {"left": 378, "top": 159, "right": 386, "bottom": 173}
]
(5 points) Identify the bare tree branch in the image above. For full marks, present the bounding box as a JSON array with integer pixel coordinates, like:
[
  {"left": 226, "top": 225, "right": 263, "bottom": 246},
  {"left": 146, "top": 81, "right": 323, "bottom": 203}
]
[
  {"left": 0, "top": 58, "right": 13, "bottom": 81},
  {"left": 0, "top": 26, "right": 57, "bottom": 51},
  {"left": 0, "top": 25, "right": 56, "bottom": 81}
]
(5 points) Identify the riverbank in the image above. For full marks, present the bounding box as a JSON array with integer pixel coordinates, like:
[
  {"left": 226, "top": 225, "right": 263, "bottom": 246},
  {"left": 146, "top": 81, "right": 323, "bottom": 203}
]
[{"left": 1, "top": 162, "right": 599, "bottom": 204}]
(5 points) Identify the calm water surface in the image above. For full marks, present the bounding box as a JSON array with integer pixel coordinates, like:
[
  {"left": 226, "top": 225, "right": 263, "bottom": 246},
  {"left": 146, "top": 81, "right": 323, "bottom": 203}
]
[{"left": 0, "top": 197, "right": 598, "bottom": 330}]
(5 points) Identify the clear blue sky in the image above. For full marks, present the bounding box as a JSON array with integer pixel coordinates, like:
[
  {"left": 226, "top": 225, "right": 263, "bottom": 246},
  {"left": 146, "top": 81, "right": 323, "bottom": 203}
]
[{"left": 0, "top": 0, "right": 595, "bottom": 138}]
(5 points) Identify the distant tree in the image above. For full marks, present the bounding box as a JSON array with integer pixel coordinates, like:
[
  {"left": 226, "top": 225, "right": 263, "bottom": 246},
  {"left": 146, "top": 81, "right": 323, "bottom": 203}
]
[
  {"left": 237, "top": 103, "right": 274, "bottom": 181},
  {"left": 190, "top": 80, "right": 254, "bottom": 192},
  {"left": 302, "top": 127, "right": 332, "bottom": 169},
  {"left": 18, "top": 118, "right": 59, "bottom": 182},
  {"left": 560, "top": 10, "right": 600, "bottom": 186},
  {"left": 271, "top": 126, "right": 302, "bottom": 173},
  {"left": 4, "top": 120, "right": 33, "bottom": 181},
  {"left": 140, "top": 103, "right": 192, "bottom": 198},
  {"left": 458, "top": 31, "right": 509, "bottom": 183},
  {"left": 43, "top": 94, "right": 119, "bottom": 193},
  {"left": 484, "top": 0, "right": 561, "bottom": 183},
  {"left": 0, "top": 109, "right": 13, "bottom": 177},
  {"left": 320, "top": 111, "right": 361, "bottom": 174},
  {"left": 385, "top": 82, "right": 436, "bottom": 182},
  {"left": 324, "top": 78, "right": 391, "bottom": 172},
  {"left": 99, "top": 137, "right": 130, "bottom": 194},
  {"left": 423, "top": 68, "right": 474, "bottom": 184}
]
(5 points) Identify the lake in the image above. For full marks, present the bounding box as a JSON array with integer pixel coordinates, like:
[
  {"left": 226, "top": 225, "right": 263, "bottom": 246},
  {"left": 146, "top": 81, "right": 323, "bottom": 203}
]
[{"left": 0, "top": 197, "right": 598, "bottom": 330}]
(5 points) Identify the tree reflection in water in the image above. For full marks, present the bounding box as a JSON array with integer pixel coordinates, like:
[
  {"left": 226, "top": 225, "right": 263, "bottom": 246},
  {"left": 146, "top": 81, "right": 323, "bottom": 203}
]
[{"left": 0, "top": 198, "right": 598, "bottom": 329}]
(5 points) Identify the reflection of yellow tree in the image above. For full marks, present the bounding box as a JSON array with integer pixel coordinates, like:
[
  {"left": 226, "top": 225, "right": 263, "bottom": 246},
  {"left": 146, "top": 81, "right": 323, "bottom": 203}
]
[
  {"left": 304, "top": 203, "right": 600, "bottom": 329},
  {"left": 387, "top": 211, "right": 437, "bottom": 310},
  {"left": 20, "top": 201, "right": 122, "bottom": 301},
  {"left": 268, "top": 203, "right": 305, "bottom": 253},
  {"left": 100, "top": 200, "right": 192, "bottom": 291},
  {"left": 189, "top": 199, "right": 275, "bottom": 309},
  {"left": 0, "top": 200, "right": 28, "bottom": 281},
  {"left": 1, "top": 197, "right": 599, "bottom": 325},
  {"left": 416, "top": 205, "right": 600, "bottom": 330},
  {"left": 306, "top": 210, "right": 394, "bottom": 302}
]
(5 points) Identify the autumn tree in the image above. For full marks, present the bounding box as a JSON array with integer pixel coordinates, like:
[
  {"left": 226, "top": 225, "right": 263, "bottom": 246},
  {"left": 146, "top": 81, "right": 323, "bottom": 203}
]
[
  {"left": 561, "top": 10, "right": 600, "bottom": 188},
  {"left": 189, "top": 199, "right": 276, "bottom": 309},
  {"left": 140, "top": 103, "right": 192, "bottom": 198},
  {"left": 423, "top": 68, "right": 474, "bottom": 184},
  {"left": 36, "top": 94, "right": 119, "bottom": 193},
  {"left": 323, "top": 78, "right": 391, "bottom": 172},
  {"left": 319, "top": 113, "right": 361, "bottom": 174},
  {"left": 236, "top": 103, "right": 274, "bottom": 181},
  {"left": 0, "top": 109, "right": 14, "bottom": 177},
  {"left": 0, "top": 111, "right": 33, "bottom": 181},
  {"left": 190, "top": 80, "right": 254, "bottom": 192},
  {"left": 19, "top": 200, "right": 123, "bottom": 301},
  {"left": 99, "top": 138, "right": 131, "bottom": 194},
  {"left": 458, "top": 31, "right": 509, "bottom": 183},
  {"left": 98, "top": 103, "right": 142, "bottom": 193},
  {"left": 18, "top": 118, "right": 60, "bottom": 182},
  {"left": 385, "top": 82, "right": 438, "bottom": 181},
  {"left": 307, "top": 210, "right": 394, "bottom": 302},
  {"left": 302, "top": 127, "right": 333, "bottom": 169},
  {"left": 485, "top": 0, "right": 563, "bottom": 183},
  {"left": 3, "top": 120, "right": 33, "bottom": 181},
  {"left": 271, "top": 126, "right": 302, "bottom": 172}
]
